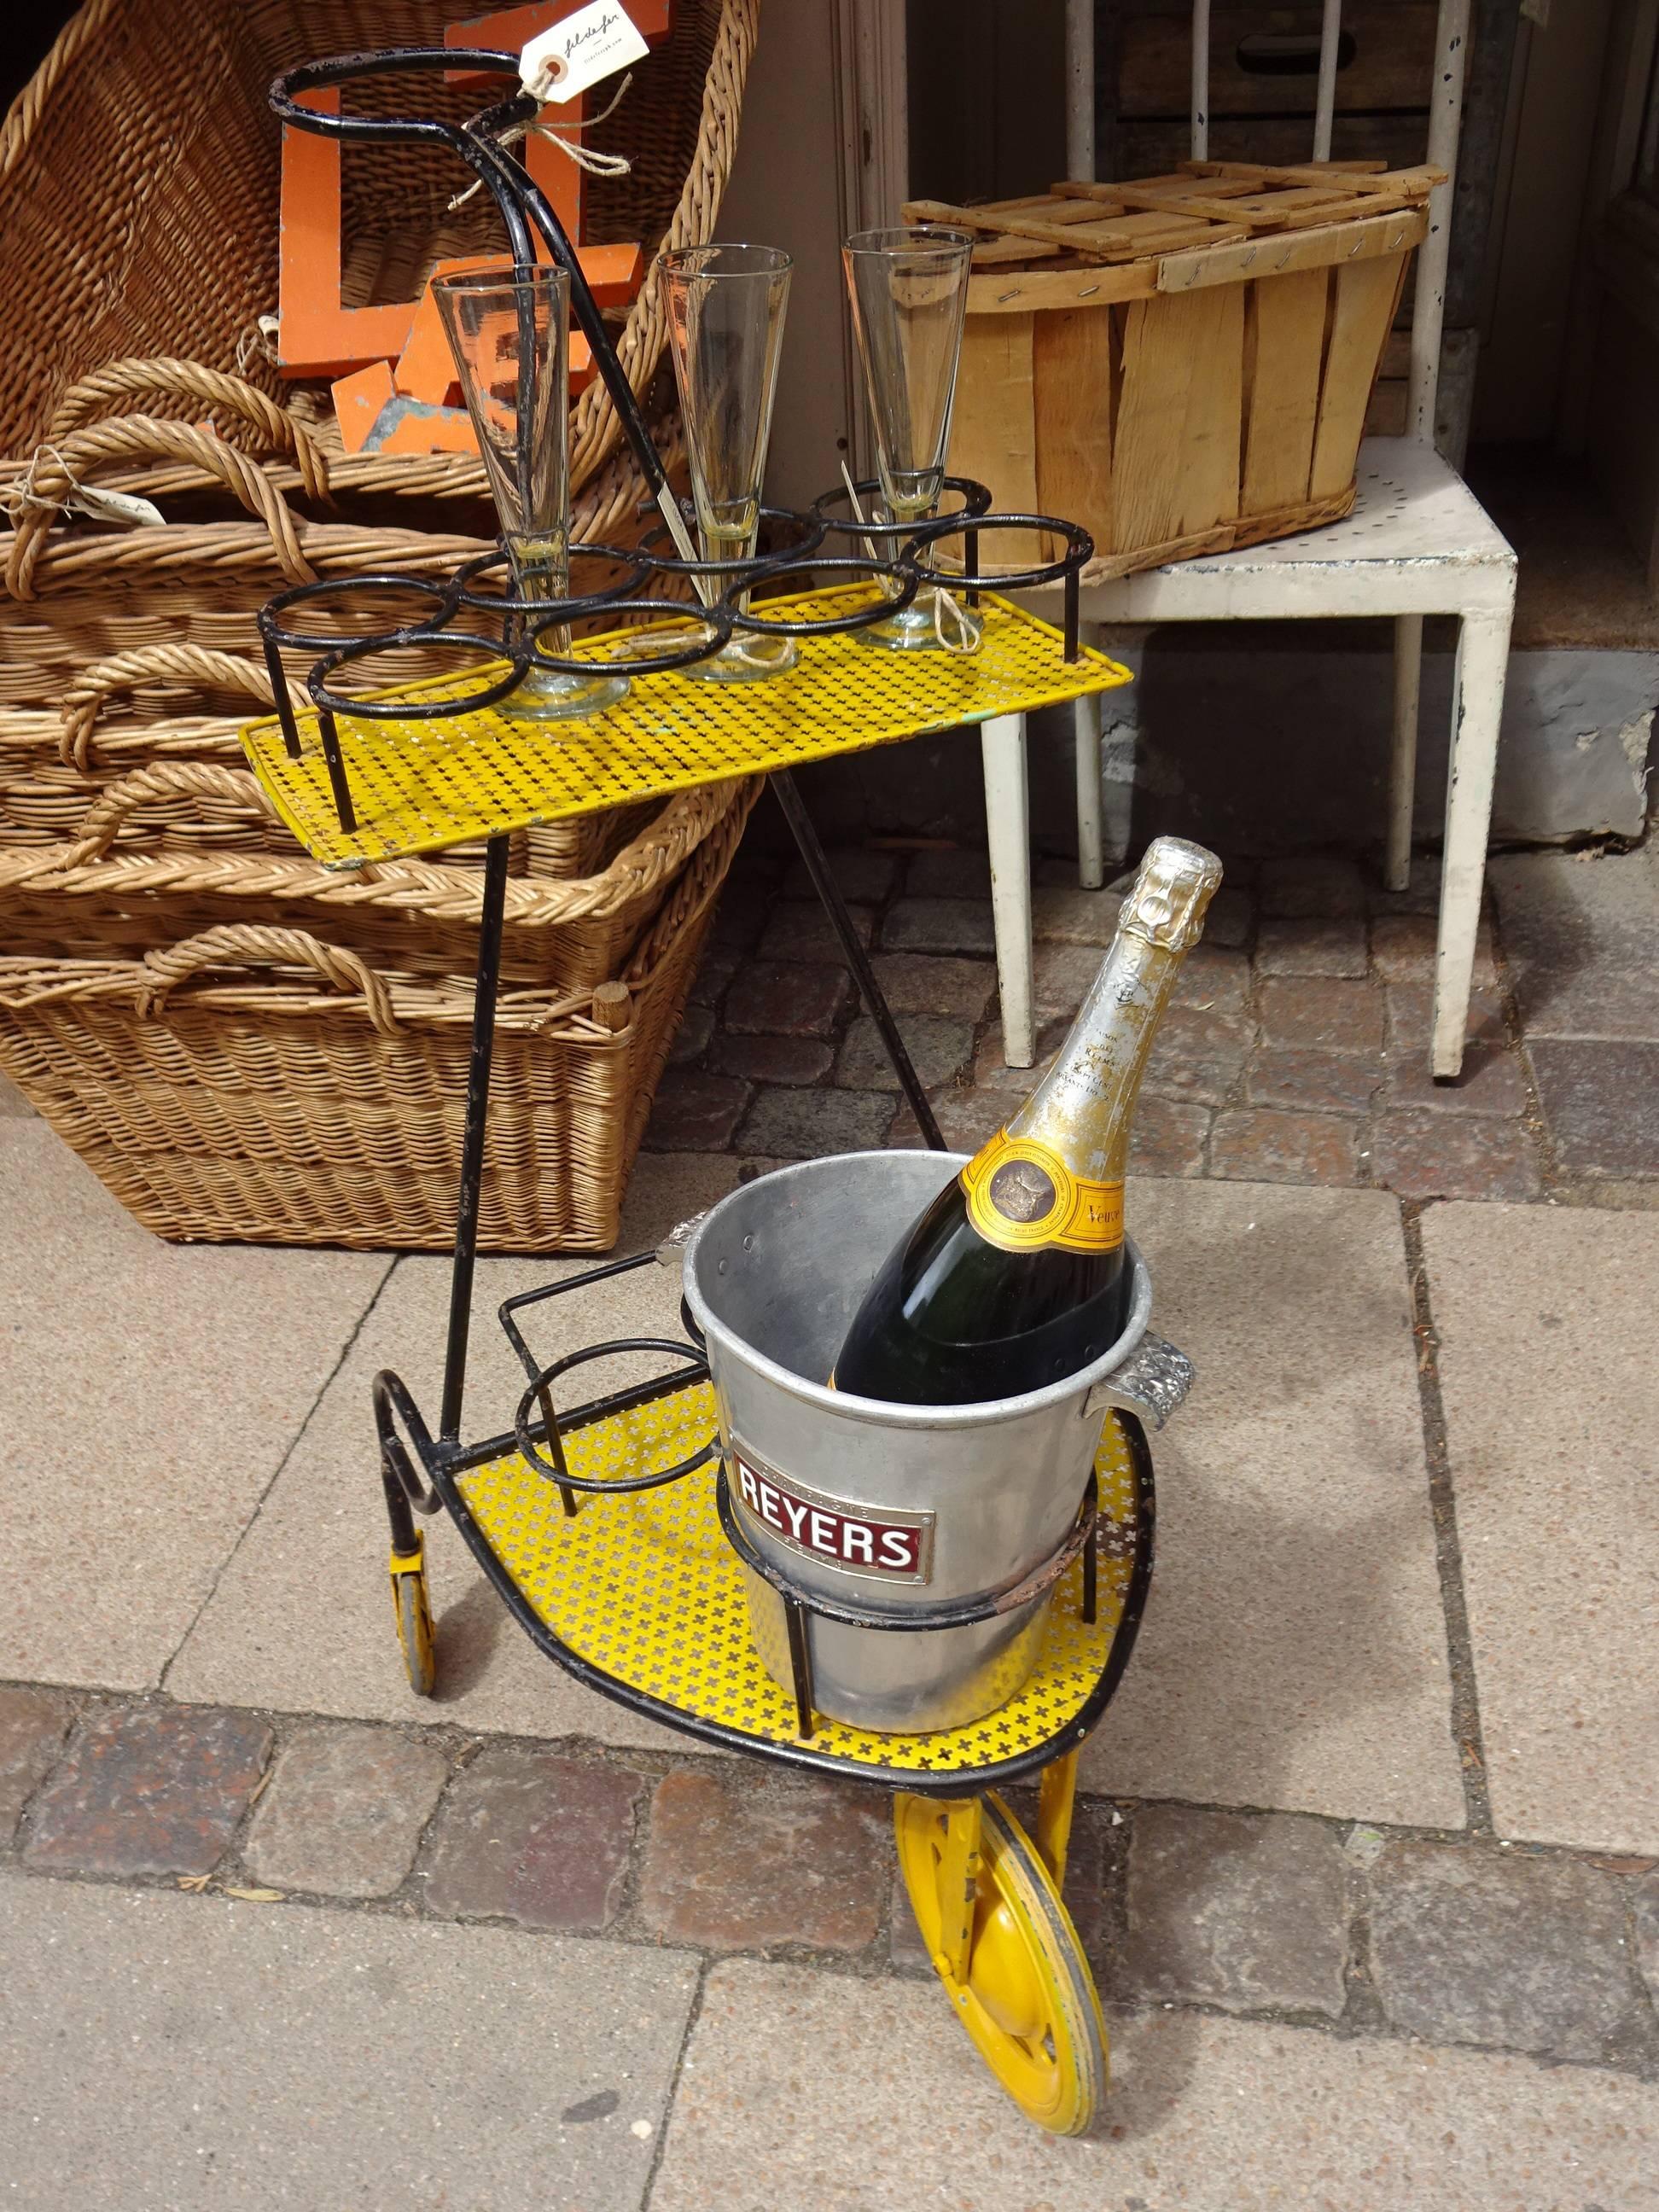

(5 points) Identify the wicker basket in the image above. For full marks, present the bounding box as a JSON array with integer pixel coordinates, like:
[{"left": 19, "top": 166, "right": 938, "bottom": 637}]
[
  {"left": 0, "top": 375, "right": 683, "bottom": 759},
  {"left": 0, "top": 759, "right": 747, "bottom": 990},
  {"left": 0, "top": 0, "right": 758, "bottom": 494},
  {"left": 0, "top": 0, "right": 754, "bottom": 815},
  {"left": 0, "top": 644, "right": 652, "bottom": 905},
  {"left": 0, "top": 778, "right": 760, "bottom": 1251},
  {"left": 914, "top": 160, "right": 1437, "bottom": 582}
]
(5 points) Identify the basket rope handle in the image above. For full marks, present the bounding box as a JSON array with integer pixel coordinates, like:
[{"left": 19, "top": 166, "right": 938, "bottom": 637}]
[
  {"left": 137, "top": 924, "right": 402, "bottom": 1034},
  {"left": 4, "top": 417, "right": 317, "bottom": 602},
  {"left": 55, "top": 760, "right": 276, "bottom": 869},
  {"left": 43, "top": 358, "right": 330, "bottom": 503},
  {"left": 59, "top": 645, "right": 308, "bottom": 773}
]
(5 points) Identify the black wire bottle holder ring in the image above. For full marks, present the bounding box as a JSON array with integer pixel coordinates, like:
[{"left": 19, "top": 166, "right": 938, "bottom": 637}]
[
  {"left": 257, "top": 490, "right": 1095, "bottom": 833},
  {"left": 259, "top": 49, "right": 1096, "bottom": 837}
]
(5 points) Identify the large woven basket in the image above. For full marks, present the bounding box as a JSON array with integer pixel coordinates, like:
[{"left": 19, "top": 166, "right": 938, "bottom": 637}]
[
  {"left": 0, "top": 346, "right": 684, "bottom": 772},
  {"left": 0, "top": 0, "right": 754, "bottom": 812},
  {"left": 0, "top": 0, "right": 758, "bottom": 492},
  {"left": 0, "top": 643, "right": 632, "bottom": 884},
  {"left": 0, "top": 777, "right": 760, "bottom": 1251},
  {"left": 0, "top": 760, "right": 747, "bottom": 989}
]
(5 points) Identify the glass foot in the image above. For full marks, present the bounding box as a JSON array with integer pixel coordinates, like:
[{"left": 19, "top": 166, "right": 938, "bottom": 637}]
[{"left": 507, "top": 667, "right": 629, "bottom": 722}]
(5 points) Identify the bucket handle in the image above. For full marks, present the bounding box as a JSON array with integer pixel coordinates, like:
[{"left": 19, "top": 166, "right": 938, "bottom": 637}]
[{"left": 1084, "top": 1333, "right": 1194, "bottom": 1431}]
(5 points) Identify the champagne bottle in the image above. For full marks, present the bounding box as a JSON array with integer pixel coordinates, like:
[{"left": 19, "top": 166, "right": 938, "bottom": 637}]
[{"left": 832, "top": 837, "right": 1223, "bottom": 1406}]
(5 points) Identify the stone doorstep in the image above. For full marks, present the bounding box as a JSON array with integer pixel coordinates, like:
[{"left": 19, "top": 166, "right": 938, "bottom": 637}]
[{"left": 3, "top": 1694, "right": 1655, "bottom": 2079}]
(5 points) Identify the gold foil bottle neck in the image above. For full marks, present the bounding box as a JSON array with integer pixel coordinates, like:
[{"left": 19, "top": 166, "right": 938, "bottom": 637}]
[{"left": 1118, "top": 836, "right": 1224, "bottom": 953}]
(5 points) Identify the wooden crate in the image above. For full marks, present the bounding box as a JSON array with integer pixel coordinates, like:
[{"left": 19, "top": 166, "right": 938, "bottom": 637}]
[{"left": 909, "top": 160, "right": 1438, "bottom": 580}]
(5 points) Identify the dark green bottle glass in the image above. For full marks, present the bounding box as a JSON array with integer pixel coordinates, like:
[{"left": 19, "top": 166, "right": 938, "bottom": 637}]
[{"left": 833, "top": 837, "right": 1222, "bottom": 1407}]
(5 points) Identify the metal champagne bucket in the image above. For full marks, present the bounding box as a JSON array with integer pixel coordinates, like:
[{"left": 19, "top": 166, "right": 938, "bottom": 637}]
[{"left": 679, "top": 1151, "right": 1191, "bottom": 1733}]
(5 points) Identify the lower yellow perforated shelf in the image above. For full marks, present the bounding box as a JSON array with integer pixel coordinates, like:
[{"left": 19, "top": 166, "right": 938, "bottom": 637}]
[
  {"left": 452, "top": 1381, "right": 1140, "bottom": 1778},
  {"left": 242, "top": 587, "right": 1131, "bottom": 868}
]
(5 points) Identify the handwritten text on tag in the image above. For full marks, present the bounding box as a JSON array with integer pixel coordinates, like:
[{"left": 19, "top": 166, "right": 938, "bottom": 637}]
[
  {"left": 521, "top": 2, "right": 649, "bottom": 106},
  {"left": 69, "top": 485, "right": 166, "bottom": 529}
]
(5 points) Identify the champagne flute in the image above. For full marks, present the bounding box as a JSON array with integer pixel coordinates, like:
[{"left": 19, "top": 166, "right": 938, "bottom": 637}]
[
  {"left": 434, "top": 263, "right": 626, "bottom": 721},
  {"left": 842, "top": 224, "right": 975, "bottom": 650},
  {"left": 659, "top": 242, "right": 797, "bottom": 682}
]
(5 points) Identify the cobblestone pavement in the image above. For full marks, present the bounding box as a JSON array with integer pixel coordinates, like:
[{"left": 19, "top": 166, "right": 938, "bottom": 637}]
[
  {"left": 3, "top": 833, "right": 1658, "bottom": 2208},
  {"left": 646, "top": 830, "right": 1659, "bottom": 1202},
  {"left": 3, "top": 1685, "right": 1656, "bottom": 2080}
]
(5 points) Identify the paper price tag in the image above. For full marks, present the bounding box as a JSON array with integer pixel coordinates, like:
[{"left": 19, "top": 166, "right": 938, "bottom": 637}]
[
  {"left": 67, "top": 484, "right": 166, "bottom": 529},
  {"left": 521, "top": 2, "right": 649, "bottom": 105}
]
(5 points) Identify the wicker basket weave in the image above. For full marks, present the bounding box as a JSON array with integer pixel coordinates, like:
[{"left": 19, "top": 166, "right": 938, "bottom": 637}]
[
  {"left": 0, "top": 642, "right": 651, "bottom": 911},
  {"left": 0, "top": 372, "right": 682, "bottom": 782},
  {"left": 0, "top": 760, "right": 748, "bottom": 988},
  {"left": 0, "top": 0, "right": 754, "bottom": 828},
  {"left": 0, "top": 0, "right": 759, "bottom": 492},
  {"left": 0, "top": 777, "right": 760, "bottom": 1251}
]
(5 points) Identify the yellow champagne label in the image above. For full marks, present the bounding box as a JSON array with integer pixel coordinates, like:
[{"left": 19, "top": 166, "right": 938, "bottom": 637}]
[{"left": 960, "top": 1129, "right": 1125, "bottom": 1256}]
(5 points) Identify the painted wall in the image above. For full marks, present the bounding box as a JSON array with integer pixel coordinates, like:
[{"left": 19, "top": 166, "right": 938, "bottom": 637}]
[{"left": 713, "top": 2, "right": 853, "bottom": 512}]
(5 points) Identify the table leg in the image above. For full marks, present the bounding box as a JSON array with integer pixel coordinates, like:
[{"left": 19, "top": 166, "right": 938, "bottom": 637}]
[
  {"left": 1433, "top": 607, "right": 1511, "bottom": 1079},
  {"left": 1074, "top": 682, "right": 1106, "bottom": 890},
  {"left": 1386, "top": 614, "right": 1423, "bottom": 894},
  {"left": 982, "top": 713, "right": 1035, "bottom": 1067}
]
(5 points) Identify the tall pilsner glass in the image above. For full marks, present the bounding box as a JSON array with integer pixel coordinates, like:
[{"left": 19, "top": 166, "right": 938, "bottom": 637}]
[
  {"left": 659, "top": 243, "right": 796, "bottom": 683},
  {"left": 843, "top": 224, "right": 975, "bottom": 650},
  {"left": 434, "top": 263, "right": 626, "bottom": 721}
]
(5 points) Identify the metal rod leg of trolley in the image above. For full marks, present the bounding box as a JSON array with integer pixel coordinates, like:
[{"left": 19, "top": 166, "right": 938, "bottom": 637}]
[{"left": 381, "top": 831, "right": 510, "bottom": 1694}]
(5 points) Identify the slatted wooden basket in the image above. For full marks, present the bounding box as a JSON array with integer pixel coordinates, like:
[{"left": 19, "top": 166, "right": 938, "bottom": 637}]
[{"left": 912, "top": 160, "right": 1439, "bottom": 581}]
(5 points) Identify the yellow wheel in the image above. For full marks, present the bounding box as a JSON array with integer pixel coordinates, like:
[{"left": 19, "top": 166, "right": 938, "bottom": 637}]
[
  {"left": 390, "top": 1543, "right": 436, "bottom": 1697},
  {"left": 896, "top": 1790, "right": 1106, "bottom": 2136}
]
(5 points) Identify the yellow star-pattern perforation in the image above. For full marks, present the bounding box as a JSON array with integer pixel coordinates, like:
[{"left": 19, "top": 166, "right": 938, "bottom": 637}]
[
  {"left": 455, "top": 1381, "right": 1139, "bottom": 1778},
  {"left": 242, "top": 587, "right": 1131, "bottom": 868}
]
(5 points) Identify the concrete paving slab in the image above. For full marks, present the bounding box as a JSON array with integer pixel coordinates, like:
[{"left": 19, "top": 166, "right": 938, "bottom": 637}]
[
  {"left": 1080, "top": 1179, "right": 1464, "bottom": 1827},
  {"left": 1491, "top": 844, "right": 1659, "bottom": 1040},
  {"left": 0, "top": 1872, "right": 696, "bottom": 2209},
  {"left": 0, "top": 1125, "right": 387, "bottom": 1691},
  {"left": 1422, "top": 1202, "right": 1659, "bottom": 1850},
  {"left": 168, "top": 1156, "right": 740, "bottom": 1752},
  {"left": 650, "top": 1960, "right": 1657, "bottom": 2212}
]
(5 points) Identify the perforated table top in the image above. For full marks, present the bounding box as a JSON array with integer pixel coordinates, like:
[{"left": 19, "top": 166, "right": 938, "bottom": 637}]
[
  {"left": 242, "top": 586, "right": 1131, "bottom": 868},
  {"left": 451, "top": 1379, "right": 1141, "bottom": 1780}
]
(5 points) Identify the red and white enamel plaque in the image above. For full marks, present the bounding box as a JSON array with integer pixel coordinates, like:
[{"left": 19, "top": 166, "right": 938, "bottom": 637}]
[{"left": 729, "top": 1442, "right": 935, "bottom": 1584}]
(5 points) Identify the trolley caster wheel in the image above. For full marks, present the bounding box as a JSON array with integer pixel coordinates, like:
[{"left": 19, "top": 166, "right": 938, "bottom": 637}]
[
  {"left": 389, "top": 1540, "right": 436, "bottom": 1697},
  {"left": 895, "top": 1788, "right": 1107, "bottom": 2136}
]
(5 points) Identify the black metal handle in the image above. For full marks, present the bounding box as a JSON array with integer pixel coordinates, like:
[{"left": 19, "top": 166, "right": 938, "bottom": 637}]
[{"left": 374, "top": 1367, "right": 446, "bottom": 1554}]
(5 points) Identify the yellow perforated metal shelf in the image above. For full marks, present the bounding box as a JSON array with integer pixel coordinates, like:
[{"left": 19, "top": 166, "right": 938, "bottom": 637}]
[
  {"left": 454, "top": 1381, "right": 1138, "bottom": 1777},
  {"left": 242, "top": 587, "right": 1131, "bottom": 868}
]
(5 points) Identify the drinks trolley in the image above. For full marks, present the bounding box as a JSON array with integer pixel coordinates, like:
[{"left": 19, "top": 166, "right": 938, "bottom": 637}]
[{"left": 242, "top": 49, "right": 1194, "bottom": 2137}]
